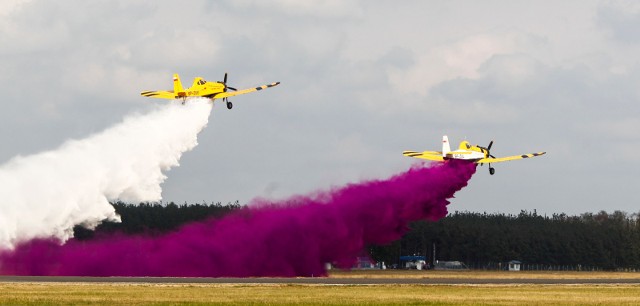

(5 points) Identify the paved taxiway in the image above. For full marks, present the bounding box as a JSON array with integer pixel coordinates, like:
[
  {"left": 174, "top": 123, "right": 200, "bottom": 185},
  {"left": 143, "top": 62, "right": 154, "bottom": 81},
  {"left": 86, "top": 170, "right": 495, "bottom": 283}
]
[{"left": 2, "top": 276, "right": 640, "bottom": 285}]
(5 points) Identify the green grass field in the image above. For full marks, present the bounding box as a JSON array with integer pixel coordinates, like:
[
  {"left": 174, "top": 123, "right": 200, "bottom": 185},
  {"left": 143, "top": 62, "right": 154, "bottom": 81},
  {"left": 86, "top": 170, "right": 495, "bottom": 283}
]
[{"left": 2, "top": 271, "right": 640, "bottom": 305}]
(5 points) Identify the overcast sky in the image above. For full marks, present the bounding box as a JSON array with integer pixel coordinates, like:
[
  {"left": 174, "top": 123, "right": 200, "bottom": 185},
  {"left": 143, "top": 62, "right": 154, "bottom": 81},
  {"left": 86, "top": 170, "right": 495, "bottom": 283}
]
[{"left": 1, "top": 0, "right": 639, "bottom": 215}]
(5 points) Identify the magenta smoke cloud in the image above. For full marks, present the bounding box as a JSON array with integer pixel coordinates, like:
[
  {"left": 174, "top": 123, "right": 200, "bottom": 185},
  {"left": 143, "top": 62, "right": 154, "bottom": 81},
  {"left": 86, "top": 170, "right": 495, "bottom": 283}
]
[{"left": 0, "top": 160, "right": 475, "bottom": 277}]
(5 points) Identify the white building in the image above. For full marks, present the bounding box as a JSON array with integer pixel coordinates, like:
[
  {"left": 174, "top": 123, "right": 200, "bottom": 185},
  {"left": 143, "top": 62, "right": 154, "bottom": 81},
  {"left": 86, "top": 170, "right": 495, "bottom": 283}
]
[{"left": 508, "top": 260, "right": 522, "bottom": 271}]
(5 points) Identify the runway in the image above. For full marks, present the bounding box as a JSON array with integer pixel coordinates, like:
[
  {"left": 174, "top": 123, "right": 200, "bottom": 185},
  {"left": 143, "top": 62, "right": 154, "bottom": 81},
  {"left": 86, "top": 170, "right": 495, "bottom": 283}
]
[{"left": 2, "top": 276, "right": 640, "bottom": 285}]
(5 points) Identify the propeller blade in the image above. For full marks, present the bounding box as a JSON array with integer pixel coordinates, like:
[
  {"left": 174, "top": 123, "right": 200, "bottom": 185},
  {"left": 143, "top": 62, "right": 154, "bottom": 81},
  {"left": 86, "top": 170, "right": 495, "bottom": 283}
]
[
  {"left": 487, "top": 140, "right": 493, "bottom": 151},
  {"left": 223, "top": 73, "right": 228, "bottom": 84},
  {"left": 227, "top": 86, "right": 237, "bottom": 91}
]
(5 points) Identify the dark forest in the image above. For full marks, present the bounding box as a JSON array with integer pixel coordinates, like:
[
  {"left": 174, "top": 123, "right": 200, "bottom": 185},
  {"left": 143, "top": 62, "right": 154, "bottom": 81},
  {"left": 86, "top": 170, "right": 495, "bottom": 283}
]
[{"left": 76, "top": 203, "right": 640, "bottom": 270}]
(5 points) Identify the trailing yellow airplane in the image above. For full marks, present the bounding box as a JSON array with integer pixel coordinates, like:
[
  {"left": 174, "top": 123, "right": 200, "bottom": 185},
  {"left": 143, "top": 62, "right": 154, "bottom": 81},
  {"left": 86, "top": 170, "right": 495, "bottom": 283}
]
[
  {"left": 403, "top": 135, "right": 546, "bottom": 175},
  {"left": 141, "top": 73, "right": 280, "bottom": 109}
]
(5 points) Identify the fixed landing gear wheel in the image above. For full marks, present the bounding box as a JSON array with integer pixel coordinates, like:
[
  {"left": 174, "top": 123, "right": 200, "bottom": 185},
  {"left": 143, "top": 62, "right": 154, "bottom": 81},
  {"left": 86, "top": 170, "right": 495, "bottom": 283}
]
[
  {"left": 489, "top": 167, "right": 495, "bottom": 175},
  {"left": 226, "top": 101, "right": 233, "bottom": 109}
]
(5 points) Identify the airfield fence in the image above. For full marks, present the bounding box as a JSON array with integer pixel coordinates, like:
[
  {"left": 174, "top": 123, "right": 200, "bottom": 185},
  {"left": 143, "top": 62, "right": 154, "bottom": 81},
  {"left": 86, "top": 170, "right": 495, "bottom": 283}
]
[{"left": 466, "top": 262, "right": 609, "bottom": 272}]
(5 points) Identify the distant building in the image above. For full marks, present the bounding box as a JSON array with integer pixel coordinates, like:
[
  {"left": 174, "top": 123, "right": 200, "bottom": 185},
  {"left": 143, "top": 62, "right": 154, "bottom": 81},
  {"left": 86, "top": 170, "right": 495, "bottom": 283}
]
[
  {"left": 433, "top": 260, "right": 469, "bottom": 270},
  {"left": 399, "top": 255, "right": 428, "bottom": 270},
  {"left": 508, "top": 260, "right": 522, "bottom": 271},
  {"left": 353, "top": 256, "right": 376, "bottom": 269},
  {"left": 327, "top": 257, "right": 386, "bottom": 270}
]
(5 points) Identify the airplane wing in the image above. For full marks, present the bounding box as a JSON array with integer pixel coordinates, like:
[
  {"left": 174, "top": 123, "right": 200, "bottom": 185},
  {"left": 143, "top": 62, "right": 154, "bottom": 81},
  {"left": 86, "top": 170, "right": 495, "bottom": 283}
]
[
  {"left": 140, "top": 90, "right": 175, "bottom": 99},
  {"left": 477, "top": 152, "right": 546, "bottom": 164},
  {"left": 212, "top": 82, "right": 280, "bottom": 99},
  {"left": 403, "top": 150, "right": 445, "bottom": 162}
]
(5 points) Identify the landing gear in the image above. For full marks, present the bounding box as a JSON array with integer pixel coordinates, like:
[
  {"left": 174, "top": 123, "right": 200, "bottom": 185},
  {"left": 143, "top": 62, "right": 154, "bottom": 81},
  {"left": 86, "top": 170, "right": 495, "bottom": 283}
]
[
  {"left": 222, "top": 96, "right": 233, "bottom": 109},
  {"left": 478, "top": 141, "right": 496, "bottom": 176},
  {"left": 221, "top": 73, "right": 237, "bottom": 110}
]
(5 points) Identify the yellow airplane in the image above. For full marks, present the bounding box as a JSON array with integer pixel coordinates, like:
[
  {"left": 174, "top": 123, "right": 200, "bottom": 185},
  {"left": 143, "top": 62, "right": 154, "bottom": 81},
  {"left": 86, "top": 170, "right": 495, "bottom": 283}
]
[
  {"left": 141, "top": 73, "right": 280, "bottom": 109},
  {"left": 403, "top": 135, "right": 546, "bottom": 175}
]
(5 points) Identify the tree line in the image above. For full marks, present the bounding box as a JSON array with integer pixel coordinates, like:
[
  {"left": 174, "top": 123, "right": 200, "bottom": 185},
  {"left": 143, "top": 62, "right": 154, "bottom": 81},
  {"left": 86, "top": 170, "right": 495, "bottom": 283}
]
[
  {"left": 73, "top": 201, "right": 241, "bottom": 240},
  {"left": 75, "top": 203, "right": 640, "bottom": 270},
  {"left": 371, "top": 210, "right": 640, "bottom": 270}
]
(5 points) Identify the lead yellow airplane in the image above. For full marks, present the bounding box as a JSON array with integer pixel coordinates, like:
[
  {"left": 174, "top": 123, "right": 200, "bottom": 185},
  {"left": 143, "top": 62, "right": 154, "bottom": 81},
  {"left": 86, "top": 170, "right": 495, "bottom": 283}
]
[
  {"left": 403, "top": 135, "right": 546, "bottom": 175},
  {"left": 141, "top": 73, "right": 280, "bottom": 109}
]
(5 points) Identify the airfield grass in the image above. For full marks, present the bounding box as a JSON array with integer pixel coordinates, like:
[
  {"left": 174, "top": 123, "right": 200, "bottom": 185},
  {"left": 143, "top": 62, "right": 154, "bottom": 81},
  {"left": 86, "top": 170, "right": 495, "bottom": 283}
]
[
  {"left": 2, "top": 271, "right": 640, "bottom": 305},
  {"left": 2, "top": 282, "right": 640, "bottom": 305}
]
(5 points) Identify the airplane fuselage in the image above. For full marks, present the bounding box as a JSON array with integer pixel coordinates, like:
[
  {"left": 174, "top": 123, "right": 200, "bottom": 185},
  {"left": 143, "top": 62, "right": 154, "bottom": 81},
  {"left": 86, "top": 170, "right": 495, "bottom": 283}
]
[
  {"left": 179, "top": 78, "right": 226, "bottom": 99},
  {"left": 445, "top": 150, "right": 486, "bottom": 161},
  {"left": 443, "top": 140, "right": 487, "bottom": 161}
]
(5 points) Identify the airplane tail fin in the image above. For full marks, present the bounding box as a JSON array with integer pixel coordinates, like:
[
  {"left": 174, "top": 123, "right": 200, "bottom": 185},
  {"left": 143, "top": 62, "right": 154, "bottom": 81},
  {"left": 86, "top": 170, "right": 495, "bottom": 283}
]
[
  {"left": 442, "top": 135, "right": 451, "bottom": 157},
  {"left": 173, "top": 74, "right": 185, "bottom": 97}
]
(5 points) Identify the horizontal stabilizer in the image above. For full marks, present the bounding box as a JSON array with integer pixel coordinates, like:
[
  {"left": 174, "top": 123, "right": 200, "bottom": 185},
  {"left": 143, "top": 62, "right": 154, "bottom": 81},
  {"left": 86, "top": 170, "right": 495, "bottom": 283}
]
[
  {"left": 140, "top": 90, "right": 176, "bottom": 99},
  {"left": 403, "top": 150, "right": 445, "bottom": 162}
]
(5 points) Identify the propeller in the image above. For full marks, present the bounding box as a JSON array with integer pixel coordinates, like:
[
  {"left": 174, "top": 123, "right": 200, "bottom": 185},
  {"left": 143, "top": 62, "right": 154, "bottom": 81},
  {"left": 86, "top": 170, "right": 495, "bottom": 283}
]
[
  {"left": 221, "top": 73, "right": 236, "bottom": 110},
  {"left": 222, "top": 73, "right": 237, "bottom": 91},
  {"left": 487, "top": 140, "right": 495, "bottom": 158},
  {"left": 478, "top": 140, "right": 496, "bottom": 158},
  {"left": 477, "top": 140, "right": 496, "bottom": 175},
  {"left": 218, "top": 72, "right": 238, "bottom": 109}
]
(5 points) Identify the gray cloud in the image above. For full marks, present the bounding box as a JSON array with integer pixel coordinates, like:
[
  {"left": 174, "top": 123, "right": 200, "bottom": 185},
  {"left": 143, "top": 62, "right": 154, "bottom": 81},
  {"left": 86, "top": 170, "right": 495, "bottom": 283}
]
[
  {"left": 597, "top": 2, "right": 640, "bottom": 44},
  {"left": 0, "top": 0, "right": 637, "bottom": 215}
]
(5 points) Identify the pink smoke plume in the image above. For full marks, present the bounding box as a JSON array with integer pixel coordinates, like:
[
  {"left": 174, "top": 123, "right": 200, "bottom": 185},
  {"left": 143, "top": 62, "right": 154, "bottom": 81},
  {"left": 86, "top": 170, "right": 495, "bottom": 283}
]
[{"left": 0, "top": 161, "right": 475, "bottom": 277}]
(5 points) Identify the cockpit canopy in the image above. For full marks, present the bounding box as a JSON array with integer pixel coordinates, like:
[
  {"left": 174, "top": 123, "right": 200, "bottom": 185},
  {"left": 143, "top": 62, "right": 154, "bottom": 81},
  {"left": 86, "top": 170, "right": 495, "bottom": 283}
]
[
  {"left": 459, "top": 141, "right": 471, "bottom": 150},
  {"left": 197, "top": 79, "right": 207, "bottom": 85}
]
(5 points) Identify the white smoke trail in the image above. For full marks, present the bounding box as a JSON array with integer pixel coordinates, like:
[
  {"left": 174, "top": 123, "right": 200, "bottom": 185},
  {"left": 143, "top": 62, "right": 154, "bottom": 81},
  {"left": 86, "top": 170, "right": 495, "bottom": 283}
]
[{"left": 0, "top": 99, "right": 213, "bottom": 249}]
